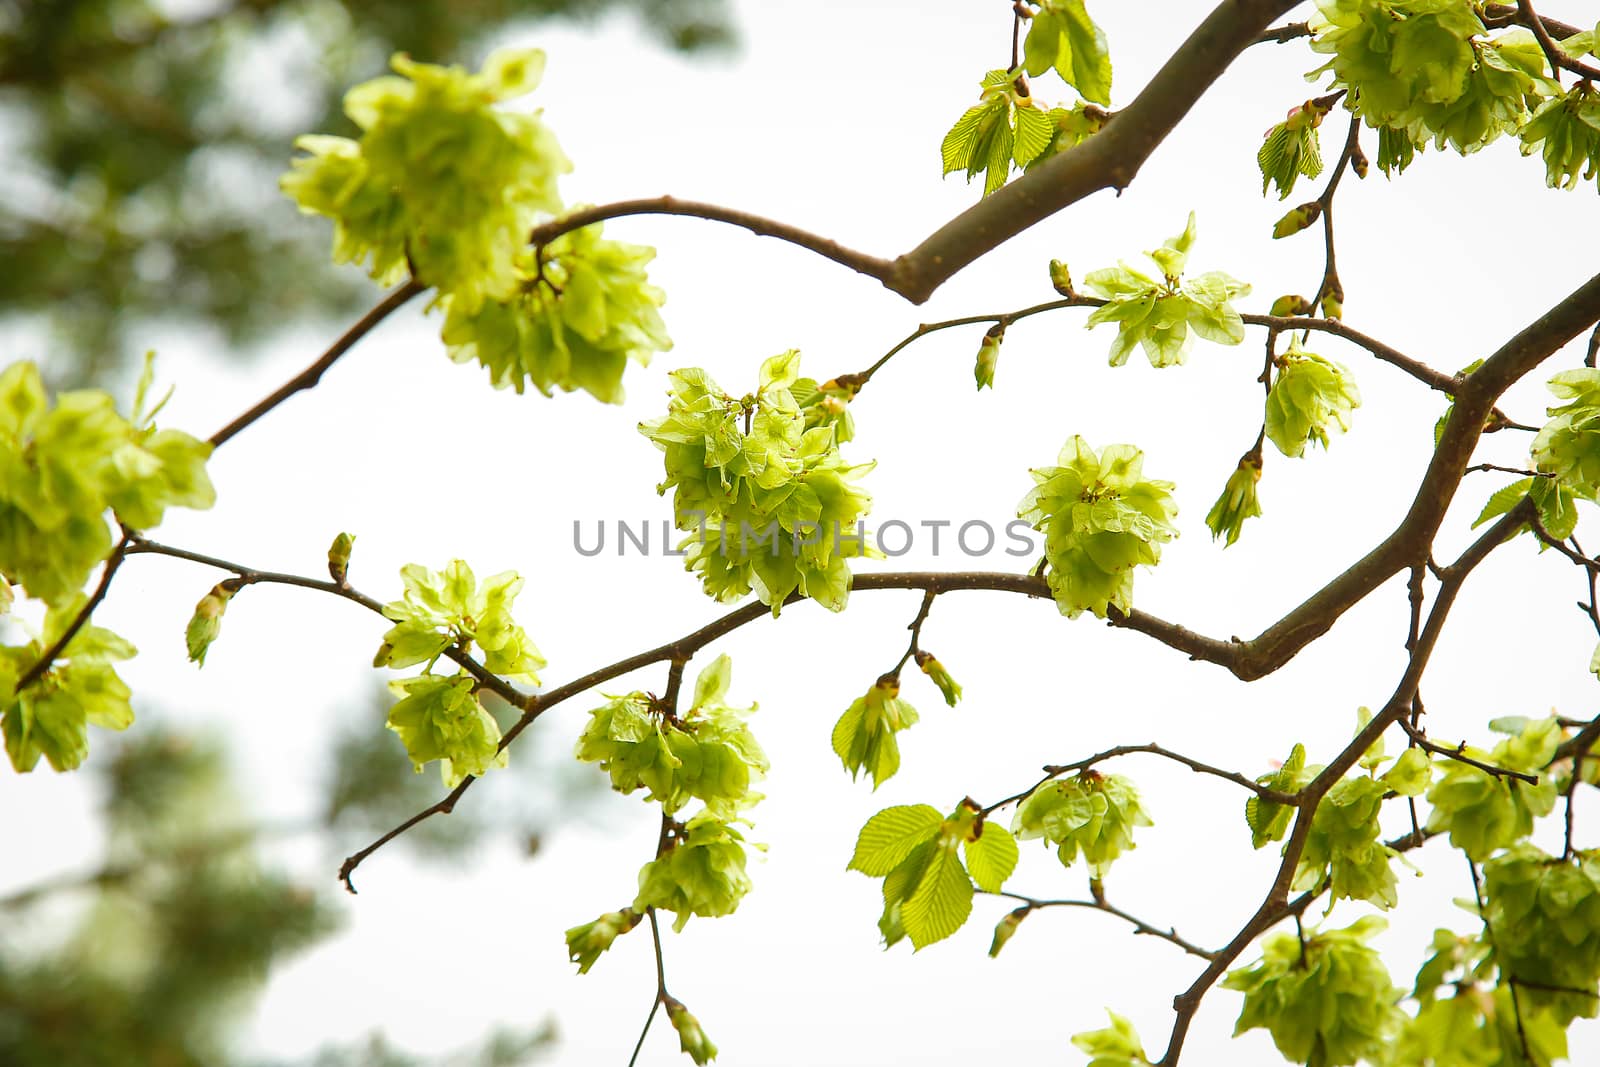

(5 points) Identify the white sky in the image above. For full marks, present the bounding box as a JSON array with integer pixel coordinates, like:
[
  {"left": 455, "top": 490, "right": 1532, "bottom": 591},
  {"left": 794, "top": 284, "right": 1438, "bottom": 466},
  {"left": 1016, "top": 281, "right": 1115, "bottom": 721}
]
[{"left": 4, "top": 0, "right": 1600, "bottom": 1064}]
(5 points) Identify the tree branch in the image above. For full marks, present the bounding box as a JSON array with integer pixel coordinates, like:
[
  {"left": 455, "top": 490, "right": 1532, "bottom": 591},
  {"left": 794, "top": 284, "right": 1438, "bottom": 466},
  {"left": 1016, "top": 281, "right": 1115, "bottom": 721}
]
[
  {"left": 14, "top": 530, "right": 132, "bottom": 693},
  {"left": 522, "top": 1, "right": 1302, "bottom": 304},
  {"left": 208, "top": 279, "right": 424, "bottom": 447},
  {"left": 1155, "top": 502, "right": 1529, "bottom": 1065},
  {"left": 123, "top": 536, "right": 530, "bottom": 710},
  {"left": 1040, "top": 743, "right": 1298, "bottom": 805}
]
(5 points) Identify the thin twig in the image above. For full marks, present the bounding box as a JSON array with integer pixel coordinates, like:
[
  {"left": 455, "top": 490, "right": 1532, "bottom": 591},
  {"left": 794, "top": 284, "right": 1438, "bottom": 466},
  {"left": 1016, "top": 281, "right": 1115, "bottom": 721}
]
[
  {"left": 1470, "top": 855, "right": 1534, "bottom": 1062},
  {"left": 1395, "top": 718, "right": 1539, "bottom": 785},
  {"left": 1043, "top": 743, "right": 1298, "bottom": 804},
  {"left": 1517, "top": 0, "right": 1600, "bottom": 83},
  {"left": 891, "top": 590, "right": 938, "bottom": 674},
  {"left": 627, "top": 906, "right": 669, "bottom": 1067},
  {"left": 124, "top": 537, "right": 527, "bottom": 708},
  {"left": 208, "top": 280, "right": 424, "bottom": 448},
  {"left": 988, "top": 889, "right": 1216, "bottom": 960},
  {"left": 14, "top": 530, "right": 133, "bottom": 693}
]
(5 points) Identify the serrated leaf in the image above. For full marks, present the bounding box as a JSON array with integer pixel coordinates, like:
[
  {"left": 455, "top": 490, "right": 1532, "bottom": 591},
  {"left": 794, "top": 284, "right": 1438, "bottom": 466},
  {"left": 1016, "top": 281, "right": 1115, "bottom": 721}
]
[
  {"left": 963, "top": 823, "right": 1019, "bottom": 893},
  {"left": 848, "top": 804, "right": 944, "bottom": 876},
  {"left": 1472, "top": 478, "right": 1534, "bottom": 528},
  {"left": 900, "top": 841, "right": 974, "bottom": 950},
  {"left": 1025, "top": 2, "right": 1113, "bottom": 106},
  {"left": 1013, "top": 104, "right": 1055, "bottom": 165}
]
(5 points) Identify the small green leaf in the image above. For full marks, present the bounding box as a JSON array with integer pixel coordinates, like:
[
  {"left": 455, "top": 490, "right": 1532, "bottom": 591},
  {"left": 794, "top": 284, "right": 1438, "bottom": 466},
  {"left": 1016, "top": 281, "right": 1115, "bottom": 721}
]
[
  {"left": 962, "top": 822, "right": 1019, "bottom": 893},
  {"left": 848, "top": 804, "right": 944, "bottom": 876},
  {"left": 1382, "top": 747, "right": 1432, "bottom": 797},
  {"left": 900, "top": 839, "right": 974, "bottom": 950},
  {"left": 1024, "top": 1, "right": 1113, "bottom": 105}
]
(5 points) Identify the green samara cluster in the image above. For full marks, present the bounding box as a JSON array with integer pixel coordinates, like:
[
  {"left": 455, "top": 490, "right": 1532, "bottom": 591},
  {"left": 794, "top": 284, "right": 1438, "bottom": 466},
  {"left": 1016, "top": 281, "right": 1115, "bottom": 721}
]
[
  {"left": 1308, "top": 0, "right": 1600, "bottom": 186},
  {"left": 1082, "top": 214, "right": 1251, "bottom": 368},
  {"left": 639, "top": 351, "right": 875, "bottom": 614},
  {"left": 1018, "top": 436, "right": 1178, "bottom": 619},
  {"left": 372, "top": 560, "right": 545, "bottom": 786},
  {"left": 568, "top": 654, "right": 766, "bottom": 971},
  {"left": 0, "top": 358, "right": 214, "bottom": 772},
  {"left": 1012, "top": 770, "right": 1152, "bottom": 879},
  {"left": 282, "top": 50, "right": 671, "bottom": 403}
]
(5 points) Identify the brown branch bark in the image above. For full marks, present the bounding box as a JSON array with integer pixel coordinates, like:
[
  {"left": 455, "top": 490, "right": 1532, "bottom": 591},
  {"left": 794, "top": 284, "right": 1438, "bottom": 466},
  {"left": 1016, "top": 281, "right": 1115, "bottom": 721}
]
[{"left": 523, "top": 1, "right": 1302, "bottom": 304}]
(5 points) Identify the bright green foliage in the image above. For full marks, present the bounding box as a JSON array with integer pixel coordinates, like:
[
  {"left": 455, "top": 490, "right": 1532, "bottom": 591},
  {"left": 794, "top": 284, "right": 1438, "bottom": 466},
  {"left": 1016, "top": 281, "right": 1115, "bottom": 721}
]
[
  {"left": 1474, "top": 474, "right": 1578, "bottom": 545},
  {"left": 975, "top": 325, "right": 1003, "bottom": 390},
  {"left": 1394, "top": 928, "right": 1570, "bottom": 1067},
  {"left": 1561, "top": 22, "right": 1600, "bottom": 59},
  {"left": 848, "top": 801, "right": 1015, "bottom": 950},
  {"left": 1, "top": 597, "right": 136, "bottom": 773},
  {"left": 941, "top": 69, "right": 1058, "bottom": 196},
  {"left": 1206, "top": 451, "right": 1264, "bottom": 547},
  {"left": 1309, "top": 2, "right": 1554, "bottom": 160},
  {"left": 564, "top": 907, "right": 641, "bottom": 974},
  {"left": 1012, "top": 771, "right": 1151, "bottom": 878},
  {"left": 1293, "top": 773, "right": 1401, "bottom": 909},
  {"left": 639, "top": 352, "right": 876, "bottom": 614},
  {"left": 575, "top": 655, "right": 768, "bottom": 816},
  {"left": 1022, "top": 1, "right": 1113, "bottom": 105},
  {"left": 915, "top": 651, "right": 962, "bottom": 707},
  {"left": 1533, "top": 368, "right": 1600, "bottom": 499},
  {"left": 1482, "top": 845, "right": 1600, "bottom": 1025},
  {"left": 1224, "top": 916, "right": 1403, "bottom": 1067},
  {"left": 0, "top": 360, "right": 214, "bottom": 607},
  {"left": 634, "top": 811, "right": 754, "bottom": 931},
  {"left": 1414, "top": 31, "right": 1555, "bottom": 155},
  {"left": 1083, "top": 214, "right": 1251, "bottom": 367},
  {"left": 665, "top": 997, "right": 717, "bottom": 1065},
  {"left": 373, "top": 560, "right": 545, "bottom": 686},
  {"left": 1522, "top": 82, "right": 1600, "bottom": 190},
  {"left": 1018, "top": 436, "right": 1178, "bottom": 619},
  {"left": 1265, "top": 340, "right": 1362, "bottom": 458},
  {"left": 1425, "top": 716, "right": 1560, "bottom": 861},
  {"left": 1246, "top": 742, "right": 1313, "bottom": 849},
  {"left": 384, "top": 671, "right": 504, "bottom": 787},
  {"left": 1259, "top": 98, "right": 1330, "bottom": 199},
  {"left": 1071, "top": 1010, "right": 1151, "bottom": 1067},
  {"left": 791, "top": 375, "right": 859, "bottom": 445},
  {"left": 185, "top": 582, "right": 237, "bottom": 668},
  {"left": 439, "top": 221, "right": 671, "bottom": 403},
  {"left": 280, "top": 48, "right": 569, "bottom": 312},
  {"left": 1022, "top": 104, "right": 1108, "bottom": 172},
  {"left": 831, "top": 676, "right": 920, "bottom": 788}
]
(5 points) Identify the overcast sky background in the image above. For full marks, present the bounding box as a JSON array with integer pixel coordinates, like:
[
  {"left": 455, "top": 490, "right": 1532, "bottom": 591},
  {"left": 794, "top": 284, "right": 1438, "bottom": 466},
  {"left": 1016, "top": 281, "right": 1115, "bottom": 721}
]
[{"left": 5, "top": 0, "right": 1600, "bottom": 1063}]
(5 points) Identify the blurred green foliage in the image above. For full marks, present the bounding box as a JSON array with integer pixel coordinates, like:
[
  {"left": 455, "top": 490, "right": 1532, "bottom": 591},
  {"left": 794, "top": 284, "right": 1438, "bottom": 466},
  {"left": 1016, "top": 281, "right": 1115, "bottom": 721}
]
[
  {"left": 0, "top": 0, "right": 733, "bottom": 387},
  {"left": 0, "top": 696, "right": 595, "bottom": 1065}
]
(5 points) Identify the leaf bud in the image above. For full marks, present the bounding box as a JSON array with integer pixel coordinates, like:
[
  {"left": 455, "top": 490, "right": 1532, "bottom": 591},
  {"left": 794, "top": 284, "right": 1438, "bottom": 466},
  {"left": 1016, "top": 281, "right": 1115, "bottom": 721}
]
[
  {"left": 328, "top": 531, "right": 356, "bottom": 584},
  {"left": 1269, "top": 294, "right": 1312, "bottom": 318},
  {"left": 989, "top": 906, "right": 1031, "bottom": 957},
  {"left": 665, "top": 996, "right": 718, "bottom": 1064},
  {"left": 185, "top": 581, "right": 238, "bottom": 668},
  {"left": 1048, "top": 259, "right": 1074, "bottom": 296},
  {"left": 1271, "top": 201, "right": 1322, "bottom": 239},
  {"left": 1205, "top": 452, "right": 1263, "bottom": 548},
  {"left": 975, "top": 324, "right": 1004, "bottom": 391},
  {"left": 914, "top": 650, "right": 962, "bottom": 707},
  {"left": 563, "top": 907, "right": 642, "bottom": 974}
]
